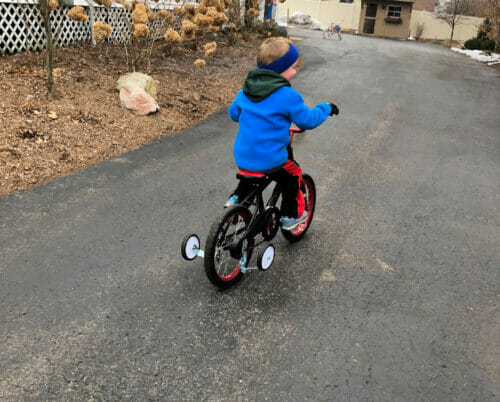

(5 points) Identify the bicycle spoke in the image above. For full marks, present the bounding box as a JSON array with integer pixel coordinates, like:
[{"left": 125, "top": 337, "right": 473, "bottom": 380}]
[{"left": 213, "top": 213, "right": 249, "bottom": 278}]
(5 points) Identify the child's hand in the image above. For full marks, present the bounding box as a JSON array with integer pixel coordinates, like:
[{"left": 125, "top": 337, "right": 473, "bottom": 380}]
[{"left": 328, "top": 103, "right": 339, "bottom": 116}]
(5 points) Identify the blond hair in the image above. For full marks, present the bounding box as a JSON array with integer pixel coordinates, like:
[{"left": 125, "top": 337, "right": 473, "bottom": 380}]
[{"left": 257, "top": 37, "right": 292, "bottom": 66}]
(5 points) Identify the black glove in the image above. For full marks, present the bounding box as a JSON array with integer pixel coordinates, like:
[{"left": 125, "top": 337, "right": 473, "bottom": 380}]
[{"left": 328, "top": 102, "right": 339, "bottom": 116}]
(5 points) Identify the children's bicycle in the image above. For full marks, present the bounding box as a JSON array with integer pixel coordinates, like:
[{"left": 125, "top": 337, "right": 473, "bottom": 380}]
[
  {"left": 181, "top": 128, "right": 316, "bottom": 289},
  {"left": 323, "top": 24, "right": 342, "bottom": 40}
]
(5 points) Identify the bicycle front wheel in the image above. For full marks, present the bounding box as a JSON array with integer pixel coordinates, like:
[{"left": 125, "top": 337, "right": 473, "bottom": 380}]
[
  {"left": 204, "top": 205, "right": 253, "bottom": 289},
  {"left": 281, "top": 173, "right": 316, "bottom": 242}
]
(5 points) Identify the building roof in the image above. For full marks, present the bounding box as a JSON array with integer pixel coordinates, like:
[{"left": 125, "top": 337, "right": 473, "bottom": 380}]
[
  {"left": 413, "top": 0, "right": 435, "bottom": 11},
  {"left": 378, "top": 0, "right": 415, "bottom": 3}
]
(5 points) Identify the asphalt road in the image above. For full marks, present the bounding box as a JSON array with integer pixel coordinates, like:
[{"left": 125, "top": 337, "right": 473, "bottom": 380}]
[{"left": 1, "top": 29, "right": 499, "bottom": 400}]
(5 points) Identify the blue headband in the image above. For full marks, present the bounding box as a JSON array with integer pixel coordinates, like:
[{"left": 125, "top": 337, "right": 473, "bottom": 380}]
[{"left": 257, "top": 44, "right": 299, "bottom": 74}]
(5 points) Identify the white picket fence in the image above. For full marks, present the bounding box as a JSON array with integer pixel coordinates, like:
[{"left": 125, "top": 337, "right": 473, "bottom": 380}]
[{"left": 0, "top": 0, "right": 188, "bottom": 54}]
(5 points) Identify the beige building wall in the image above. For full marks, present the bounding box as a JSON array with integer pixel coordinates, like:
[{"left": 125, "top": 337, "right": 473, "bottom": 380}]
[
  {"left": 410, "top": 11, "right": 483, "bottom": 42},
  {"left": 277, "top": 0, "right": 482, "bottom": 43},
  {"left": 277, "top": 0, "right": 361, "bottom": 31}
]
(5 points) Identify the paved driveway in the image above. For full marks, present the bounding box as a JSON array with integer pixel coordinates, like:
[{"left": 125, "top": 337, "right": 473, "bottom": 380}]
[{"left": 1, "top": 29, "right": 499, "bottom": 400}]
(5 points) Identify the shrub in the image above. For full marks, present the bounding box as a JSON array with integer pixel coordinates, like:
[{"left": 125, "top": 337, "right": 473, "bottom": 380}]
[
  {"left": 464, "top": 36, "right": 496, "bottom": 51},
  {"left": 481, "top": 39, "right": 496, "bottom": 51},
  {"left": 477, "top": 18, "right": 492, "bottom": 40},
  {"left": 476, "top": 16, "right": 499, "bottom": 52},
  {"left": 464, "top": 37, "right": 482, "bottom": 50}
]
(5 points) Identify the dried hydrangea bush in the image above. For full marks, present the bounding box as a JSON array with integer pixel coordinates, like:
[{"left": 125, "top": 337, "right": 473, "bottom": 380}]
[{"left": 0, "top": 34, "right": 261, "bottom": 194}]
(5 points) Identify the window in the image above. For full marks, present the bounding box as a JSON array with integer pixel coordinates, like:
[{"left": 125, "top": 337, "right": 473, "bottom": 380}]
[
  {"left": 387, "top": 6, "right": 402, "bottom": 18},
  {"left": 366, "top": 3, "right": 377, "bottom": 18}
]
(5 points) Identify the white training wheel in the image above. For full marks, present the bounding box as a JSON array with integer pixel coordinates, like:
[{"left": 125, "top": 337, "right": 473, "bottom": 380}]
[
  {"left": 181, "top": 234, "right": 200, "bottom": 261},
  {"left": 258, "top": 244, "right": 275, "bottom": 271}
]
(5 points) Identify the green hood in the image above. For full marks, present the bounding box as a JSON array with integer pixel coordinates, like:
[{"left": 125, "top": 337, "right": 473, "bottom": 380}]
[{"left": 243, "top": 69, "right": 291, "bottom": 102}]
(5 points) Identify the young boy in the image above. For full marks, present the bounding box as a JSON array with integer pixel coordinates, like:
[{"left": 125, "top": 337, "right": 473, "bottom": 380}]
[
  {"left": 333, "top": 24, "right": 342, "bottom": 40},
  {"left": 226, "top": 37, "right": 339, "bottom": 230}
]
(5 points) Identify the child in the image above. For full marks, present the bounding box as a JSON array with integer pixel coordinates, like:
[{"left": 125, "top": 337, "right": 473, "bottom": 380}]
[
  {"left": 226, "top": 37, "right": 339, "bottom": 230},
  {"left": 333, "top": 24, "right": 342, "bottom": 40},
  {"left": 323, "top": 23, "right": 342, "bottom": 40}
]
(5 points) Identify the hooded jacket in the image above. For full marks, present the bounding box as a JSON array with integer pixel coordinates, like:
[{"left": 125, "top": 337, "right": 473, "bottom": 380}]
[{"left": 229, "top": 69, "right": 331, "bottom": 172}]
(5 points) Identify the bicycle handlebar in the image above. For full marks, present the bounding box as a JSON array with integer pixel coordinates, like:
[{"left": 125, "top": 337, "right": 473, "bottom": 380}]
[{"left": 289, "top": 127, "right": 305, "bottom": 143}]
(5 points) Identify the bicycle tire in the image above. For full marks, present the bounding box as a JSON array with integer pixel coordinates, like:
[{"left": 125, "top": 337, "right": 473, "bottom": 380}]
[
  {"left": 204, "top": 205, "right": 253, "bottom": 289},
  {"left": 281, "top": 173, "right": 316, "bottom": 243}
]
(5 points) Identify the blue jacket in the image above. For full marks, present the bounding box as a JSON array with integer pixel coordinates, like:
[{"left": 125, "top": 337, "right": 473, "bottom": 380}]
[{"left": 229, "top": 74, "right": 331, "bottom": 172}]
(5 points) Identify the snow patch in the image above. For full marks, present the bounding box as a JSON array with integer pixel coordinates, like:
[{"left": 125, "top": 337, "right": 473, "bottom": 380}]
[
  {"left": 289, "top": 11, "right": 313, "bottom": 25},
  {"left": 451, "top": 47, "right": 500, "bottom": 66},
  {"left": 276, "top": 15, "right": 288, "bottom": 27},
  {"left": 276, "top": 11, "right": 327, "bottom": 31}
]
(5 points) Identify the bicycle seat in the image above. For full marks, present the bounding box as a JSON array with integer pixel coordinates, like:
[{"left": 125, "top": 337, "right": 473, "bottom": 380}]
[{"left": 236, "top": 170, "right": 268, "bottom": 181}]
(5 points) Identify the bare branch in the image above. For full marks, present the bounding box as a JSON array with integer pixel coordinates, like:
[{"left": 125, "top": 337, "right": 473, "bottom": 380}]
[{"left": 435, "top": 0, "right": 473, "bottom": 41}]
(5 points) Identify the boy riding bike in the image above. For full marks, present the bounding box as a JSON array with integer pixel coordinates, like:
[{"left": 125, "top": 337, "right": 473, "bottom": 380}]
[{"left": 226, "top": 37, "right": 339, "bottom": 230}]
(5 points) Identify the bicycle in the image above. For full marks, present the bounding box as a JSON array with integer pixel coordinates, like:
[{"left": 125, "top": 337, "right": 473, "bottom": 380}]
[
  {"left": 181, "top": 128, "right": 317, "bottom": 289},
  {"left": 323, "top": 24, "right": 342, "bottom": 40}
]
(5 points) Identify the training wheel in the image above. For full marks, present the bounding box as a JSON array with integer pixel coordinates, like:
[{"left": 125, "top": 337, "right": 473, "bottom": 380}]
[
  {"left": 181, "top": 234, "right": 201, "bottom": 261},
  {"left": 258, "top": 244, "right": 275, "bottom": 271}
]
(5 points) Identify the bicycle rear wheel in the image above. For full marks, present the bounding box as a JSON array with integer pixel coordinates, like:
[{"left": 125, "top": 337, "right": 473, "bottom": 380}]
[
  {"left": 204, "top": 205, "right": 253, "bottom": 289},
  {"left": 281, "top": 173, "right": 316, "bottom": 242}
]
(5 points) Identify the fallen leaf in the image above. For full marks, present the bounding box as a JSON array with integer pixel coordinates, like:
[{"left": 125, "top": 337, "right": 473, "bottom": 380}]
[
  {"left": 48, "top": 111, "right": 58, "bottom": 120},
  {"left": 53, "top": 67, "right": 67, "bottom": 77}
]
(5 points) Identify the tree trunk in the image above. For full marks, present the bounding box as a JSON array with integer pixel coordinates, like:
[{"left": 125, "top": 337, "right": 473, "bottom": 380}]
[
  {"left": 245, "top": 0, "right": 252, "bottom": 28},
  {"left": 41, "top": 1, "right": 54, "bottom": 98}
]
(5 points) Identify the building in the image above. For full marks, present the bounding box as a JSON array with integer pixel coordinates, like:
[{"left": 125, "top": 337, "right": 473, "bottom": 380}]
[
  {"left": 358, "top": 0, "right": 415, "bottom": 38},
  {"left": 413, "top": 0, "right": 435, "bottom": 12}
]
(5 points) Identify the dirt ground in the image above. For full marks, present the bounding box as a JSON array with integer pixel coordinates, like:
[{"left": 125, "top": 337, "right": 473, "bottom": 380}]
[{"left": 0, "top": 35, "right": 262, "bottom": 194}]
